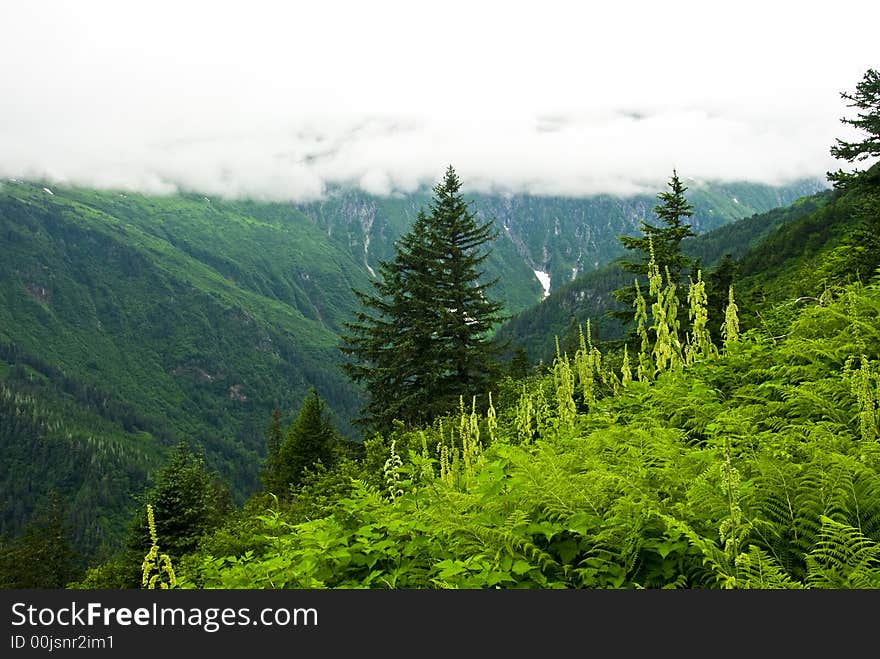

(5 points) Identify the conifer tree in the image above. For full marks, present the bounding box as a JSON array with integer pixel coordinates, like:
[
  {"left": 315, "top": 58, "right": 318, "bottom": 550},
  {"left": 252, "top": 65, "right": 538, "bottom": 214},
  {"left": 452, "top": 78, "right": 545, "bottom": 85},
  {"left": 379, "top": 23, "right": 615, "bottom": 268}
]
[
  {"left": 342, "top": 209, "right": 439, "bottom": 431},
  {"left": 612, "top": 169, "right": 696, "bottom": 326},
  {"left": 88, "top": 442, "right": 233, "bottom": 588},
  {"left": 828, "top": 68, "right": 880, "bottom": 188},
  {"left": 507, "top": 346, "right": 532, "bottom": 380},
  {"left": 261, "top": 408, "right": 286, "bottom": 494},
  {"left": 133, "top": 442, "right": 231, "bottom": 562},
  {"left": 827, "top": 68, "right": 880, "bottom": 279},
  {"left": 273, "top": 389, "right": 338, "bottom": 493},
  {"left": 341, "top": 166, "right": 503, "bottom": 433}
]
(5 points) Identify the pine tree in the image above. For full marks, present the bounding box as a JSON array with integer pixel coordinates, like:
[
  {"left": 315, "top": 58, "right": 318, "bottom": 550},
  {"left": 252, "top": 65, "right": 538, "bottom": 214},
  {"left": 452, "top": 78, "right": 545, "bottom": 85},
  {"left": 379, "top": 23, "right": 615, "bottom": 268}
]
[
  {"left": 130, "top": 442, "right": 230, "bottom": 564},
  {"left": 261, "top": 408, "right": 286, "bottom": 494},
  {"left": 341, "top": 166, "right": 503, "bottom": 433},
  {"left": 342, "top": 209, "right": 439, "bottom": 431},
  {"left": 81, "top": 442, "right": 234, "bottom": 588},
  {"left": 827, "top": 68, "right": 880, "bottom": 279},
  {"left": 507, "top": 346, "right": 532, "bottom": 380},
  {"left": 611, "top": 169, "right": 696, "bottom": 326},
  {"left": 271, "top": 389, "right": 338, "bottom": 494},
  {"left": 828, "top": 68, "right": 880, "bottom": 188},
  {"left": 428, "top": 166, "right": 504, "bottom": 411}
]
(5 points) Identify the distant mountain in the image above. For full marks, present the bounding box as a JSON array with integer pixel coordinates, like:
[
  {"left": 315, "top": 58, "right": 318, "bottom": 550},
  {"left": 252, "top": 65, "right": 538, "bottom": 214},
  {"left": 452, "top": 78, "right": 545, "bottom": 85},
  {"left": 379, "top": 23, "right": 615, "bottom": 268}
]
[
  {"left": 494, "top": 186, "right": 844, "bottom": 364},
  {"left": 0, "top": 175, "right": 826, "bottom": 556},
  {"left": 297, "top": 178, "right": 826, "bottom": 302}
]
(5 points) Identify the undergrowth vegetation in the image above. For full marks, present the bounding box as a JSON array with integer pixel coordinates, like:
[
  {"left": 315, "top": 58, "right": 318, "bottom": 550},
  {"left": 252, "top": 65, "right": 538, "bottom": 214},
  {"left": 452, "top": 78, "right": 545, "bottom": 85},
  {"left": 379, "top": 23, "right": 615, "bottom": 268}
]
[{"left": 169, "top": 259, "right": 880, "bottom": 589}]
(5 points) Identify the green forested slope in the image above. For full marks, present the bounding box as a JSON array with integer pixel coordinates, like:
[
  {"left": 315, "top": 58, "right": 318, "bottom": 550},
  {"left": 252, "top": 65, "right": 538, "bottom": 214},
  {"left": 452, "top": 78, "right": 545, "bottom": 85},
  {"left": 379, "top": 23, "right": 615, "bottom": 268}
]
[{"left": 0, "top": 183, "right": 366, "bottom": 554}]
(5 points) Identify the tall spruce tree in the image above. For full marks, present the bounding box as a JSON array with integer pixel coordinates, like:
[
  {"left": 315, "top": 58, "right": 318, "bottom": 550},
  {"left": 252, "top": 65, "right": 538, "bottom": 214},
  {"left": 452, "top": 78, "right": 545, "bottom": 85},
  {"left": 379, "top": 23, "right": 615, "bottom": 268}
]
[
  {"left": 611, "top": 169, "right": 696, "bottom": 324},
  {"left": 271, "top": 389, "right": 338, "bottom": 495},
  {"left": 341, "top": 166, "right": 503, "bottom": 433},
  {"left": 828, "top": 68, "right": 880, "bottom": 188},
  {"left": 827, "top": 68, "right": 880, "bottom": 280}
]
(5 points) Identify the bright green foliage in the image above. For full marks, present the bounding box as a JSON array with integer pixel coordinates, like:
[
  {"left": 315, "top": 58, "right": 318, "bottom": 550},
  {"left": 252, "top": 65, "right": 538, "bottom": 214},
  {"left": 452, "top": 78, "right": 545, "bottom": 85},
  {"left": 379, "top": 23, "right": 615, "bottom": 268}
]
[
  {"left": 621, "top": 347, "right": 633, "bottom": 387},
  {"left": 573, "top": 321, "right": 602, "bottom": 407},
  {"left": 553, "top": 338, "right": 577, "bottom": 430},
  {"left": 175, "top": 275, "right": 880, "bottom": 590},
  {"left": 341, "top": 166, "right": 503, "bottom": 433},
  {"left": 486, "top": 393, "right": 498, "bottom": 444},
  {"left": 141, "top": 504, "right": 177, "bottom": 589},
  {"left": 514, "top": 384, "right": 535, "bottom": 444},
  {"left": 849, "top": 356, "right": 879, "bottom": 442},
  {"left": 646, "top": 246, "right": 684, "bottom": 376},
  {"left": 633, "top": 279, "right": 652, "bottom": 381},
  {"left": 383, "top": 441, "right": 404, "bottom": 502},
  {"left": 685, "top": 270, "right": 717, "bottom": 364},
  {"left": 722, "top": 286, "right": 740, "bottom": 348}
]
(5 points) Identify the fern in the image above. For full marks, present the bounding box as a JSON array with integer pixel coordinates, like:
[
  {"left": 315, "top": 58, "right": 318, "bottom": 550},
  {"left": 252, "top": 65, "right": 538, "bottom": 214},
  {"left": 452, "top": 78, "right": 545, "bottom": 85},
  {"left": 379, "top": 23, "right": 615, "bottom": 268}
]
[{"left": 806, "top": 516, "right": 880, "bottom": 588}]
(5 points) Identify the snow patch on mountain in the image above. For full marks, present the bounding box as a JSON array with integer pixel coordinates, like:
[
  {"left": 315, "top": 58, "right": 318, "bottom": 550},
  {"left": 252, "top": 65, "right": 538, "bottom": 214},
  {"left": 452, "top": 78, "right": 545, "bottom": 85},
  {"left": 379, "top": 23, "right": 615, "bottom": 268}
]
[{"left": 534, "top": 270, "right": 551, "bottom": 298}]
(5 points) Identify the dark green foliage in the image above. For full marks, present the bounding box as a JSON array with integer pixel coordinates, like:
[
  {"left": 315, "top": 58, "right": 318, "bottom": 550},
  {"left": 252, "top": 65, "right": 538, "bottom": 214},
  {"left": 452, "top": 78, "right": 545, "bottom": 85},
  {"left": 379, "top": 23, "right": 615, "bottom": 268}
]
[
  {"left": 613, "top": 170, "right": 696, "bottom": 333},
  {"left": 0, "top": 491, "right": 81, "bottom": 588},
  {"left": 268, "top": 389, "right": 338, "bottom": 496},
  {"left": 342, "top": 211, "right": 441, "bottom": 431},
  {"left": 78, "top": 442, "right": 233, "bottom": 588},
  {"left": 844, "top": 166, "right": 880, "bottom": 282},
  {"left": 426, "top": 167, "right": 504, "bottom": 402},
  {"left": 825, "top": 68, "right": 880, "bottom": 282},
  {"left": 0, "top": 371, "right": 157, "bottom": 561},
  {"left": 507, "top": 346, "right": 532, "bottom": 380},
  {"left": 341, "top": 167, "right": 503, "bottom": 433},
  {"left": 828, "top": 68, "right": 880, "bottom": 187},
  {"left": 138, "top": 442, "right": 232, "bottom": 560},
  {"left": 261, "top": 408, "right": 285, "bottom": 494},
  {"left": 618, "top": 170, "right": 696, "bottom": 283},
  {"left": 0, "top": 182, "right": 368, "bottom": 562}
]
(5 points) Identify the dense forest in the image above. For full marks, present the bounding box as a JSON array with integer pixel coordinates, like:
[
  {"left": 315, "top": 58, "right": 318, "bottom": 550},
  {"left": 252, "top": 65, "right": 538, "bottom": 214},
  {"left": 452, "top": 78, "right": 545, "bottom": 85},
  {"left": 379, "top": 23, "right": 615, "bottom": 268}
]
[{"left": 1, "top": 68, "right": 878, "bottom": 589}]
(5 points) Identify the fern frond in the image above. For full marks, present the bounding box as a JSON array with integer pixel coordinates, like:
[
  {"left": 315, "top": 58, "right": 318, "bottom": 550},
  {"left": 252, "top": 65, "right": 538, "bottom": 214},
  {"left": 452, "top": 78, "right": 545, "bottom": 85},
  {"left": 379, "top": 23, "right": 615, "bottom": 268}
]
[
  {"left": 805, "top": 516, "right": 880, "bottom": 589},
  {"left": 734, "top": 546, "right": 803, "bottom": 589}
]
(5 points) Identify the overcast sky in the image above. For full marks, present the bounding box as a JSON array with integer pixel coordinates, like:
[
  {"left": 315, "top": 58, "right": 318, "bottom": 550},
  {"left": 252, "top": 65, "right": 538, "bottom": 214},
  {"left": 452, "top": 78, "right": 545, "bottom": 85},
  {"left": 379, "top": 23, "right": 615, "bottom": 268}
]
[{"left": 1, "top": 1, "right": 877, "bottom": 200}]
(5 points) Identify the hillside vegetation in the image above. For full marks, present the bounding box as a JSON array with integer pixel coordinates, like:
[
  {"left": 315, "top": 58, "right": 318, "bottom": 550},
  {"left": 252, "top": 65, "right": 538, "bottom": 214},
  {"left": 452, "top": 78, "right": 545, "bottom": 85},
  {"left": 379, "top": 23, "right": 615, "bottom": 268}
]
[
  {"left": 73, "top": 152, "right": 880, "bottom": 588},
  {"left": 168, "top": 260, "right": 880, "bottom": 589},
  {"left": 0, "top": 177, "right": 814, "bottom": 559}
]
